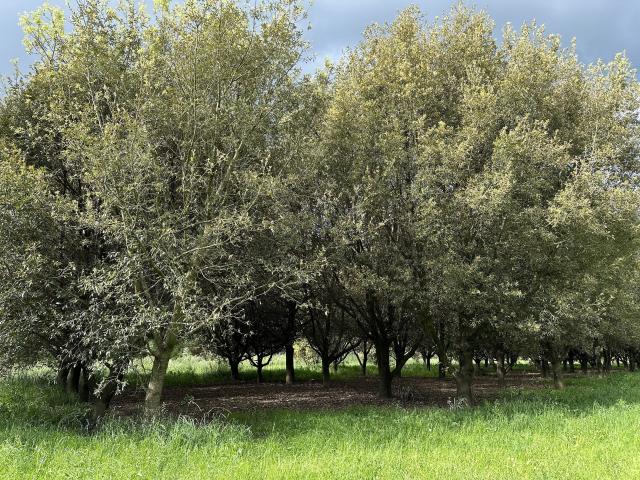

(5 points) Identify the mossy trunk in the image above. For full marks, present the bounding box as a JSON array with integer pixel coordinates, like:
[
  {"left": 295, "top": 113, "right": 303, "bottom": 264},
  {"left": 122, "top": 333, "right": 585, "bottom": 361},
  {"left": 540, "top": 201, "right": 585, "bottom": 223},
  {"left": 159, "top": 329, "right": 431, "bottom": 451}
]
[{"left": 144, "top": 347, "right": 172, "bottom": 416}]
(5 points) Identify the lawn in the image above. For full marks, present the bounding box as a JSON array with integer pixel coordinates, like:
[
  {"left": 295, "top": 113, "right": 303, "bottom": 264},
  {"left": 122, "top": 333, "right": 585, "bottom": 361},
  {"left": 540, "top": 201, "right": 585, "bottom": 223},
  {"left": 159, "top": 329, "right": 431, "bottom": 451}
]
[{"left": 1, "top": 360, "right": 639, "bottom": 479}]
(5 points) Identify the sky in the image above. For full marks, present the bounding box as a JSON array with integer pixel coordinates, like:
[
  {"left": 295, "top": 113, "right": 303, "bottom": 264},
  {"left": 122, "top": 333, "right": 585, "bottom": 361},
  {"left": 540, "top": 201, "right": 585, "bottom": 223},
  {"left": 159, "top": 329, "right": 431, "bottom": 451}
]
[{"left": 1, "top": 0, "right": 639, "bottom": 78}]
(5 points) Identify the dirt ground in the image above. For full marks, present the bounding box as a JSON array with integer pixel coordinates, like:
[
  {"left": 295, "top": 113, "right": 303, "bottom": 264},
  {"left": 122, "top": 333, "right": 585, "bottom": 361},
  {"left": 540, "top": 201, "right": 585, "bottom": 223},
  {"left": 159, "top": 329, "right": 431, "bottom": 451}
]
[{"left": 112, "top": 372, "right": 550, "bottom": 418}]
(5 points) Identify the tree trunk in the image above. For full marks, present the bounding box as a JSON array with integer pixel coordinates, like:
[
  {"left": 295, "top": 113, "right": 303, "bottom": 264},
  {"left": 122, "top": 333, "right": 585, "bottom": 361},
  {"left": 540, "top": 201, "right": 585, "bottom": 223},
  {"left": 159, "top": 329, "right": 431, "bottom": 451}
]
[
  {"left": 144, "top": 348, "right": 172, "bottom": 416},
  {"left": 580, "top": 353, "right": 589, "bottom": 374},
  {"left": 90, "top": 364, "right": 125, "bottom": 428},
  {"left": 629, "top": 355, "right": 636, "bottom": 372},
  {"left": 455, "top": 348, "right": 474, "bottom": 405},
  {"left": 256, "top": 362, "right": 264, "bottom": 383},
  {"left": 56, "top": 365, "right": 69, "bottom": 390},
  {"left": 361, "top": 345, "right": 368, "bottom": 376},
  {"left": 426, "top": 354, "right": 431, "bottom": 371},
  {"left": 436, "top": 344, "right": 448, "bottom": 379},
  {"left": 473, "top": 357, "right": 481, "bottom": 375},
  {"left": 550, "top": 356, "right": 564, "bottom": 389},
  {"left": 285, "top": 302, "right": 297, "bottom": 385},
  {"left": 568, "top": 351, "right": 575, "bottom": 374},
  {"left": 376, "top": 342, "right": 393, "bottom": 398},
  {"left": 321, "top": 357, "right": 331, "bottom": 386},
  {"left": 496, "top": 351, "right": 506, "bottom": 384},
  {"left": 285, "top": 344, "right": 295, "bottom": 385},
  {"left": 79, "top": 365, "right": 91, "bottom": 402},
  {"left": 603, "top": 349, "right": 612, "bottom": 373},
  {"left": 67, "top": 362, "right": 82, "bottom": 394},
  {"left": 438, "top": 360, "right": 446, "bottom": 379},
  {"left": 229, "top": 358, "right": 240, "bottom": 381},
  {"left": 540, "top": 358, "right": 549, "bottom": 378}
]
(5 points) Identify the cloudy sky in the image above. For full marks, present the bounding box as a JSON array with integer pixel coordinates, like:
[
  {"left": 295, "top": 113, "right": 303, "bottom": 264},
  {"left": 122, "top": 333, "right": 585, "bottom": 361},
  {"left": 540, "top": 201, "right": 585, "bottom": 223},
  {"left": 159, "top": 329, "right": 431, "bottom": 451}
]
[{"left": 1, "top": 0, "right": 639, "bottom": 78}]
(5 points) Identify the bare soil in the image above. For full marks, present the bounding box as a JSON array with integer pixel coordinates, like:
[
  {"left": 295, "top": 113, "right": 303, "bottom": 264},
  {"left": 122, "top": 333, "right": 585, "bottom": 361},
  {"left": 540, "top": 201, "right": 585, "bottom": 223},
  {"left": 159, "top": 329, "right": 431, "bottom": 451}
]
[{"left": 112, "top": 372, "right": 551, "bottom": 419}]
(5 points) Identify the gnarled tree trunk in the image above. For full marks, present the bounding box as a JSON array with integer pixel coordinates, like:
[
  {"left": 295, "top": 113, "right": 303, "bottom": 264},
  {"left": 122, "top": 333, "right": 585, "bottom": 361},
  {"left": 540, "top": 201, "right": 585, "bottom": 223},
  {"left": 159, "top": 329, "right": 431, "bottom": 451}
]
[{"left": 144, "top": 332, "right": 176, "bottom": 416}]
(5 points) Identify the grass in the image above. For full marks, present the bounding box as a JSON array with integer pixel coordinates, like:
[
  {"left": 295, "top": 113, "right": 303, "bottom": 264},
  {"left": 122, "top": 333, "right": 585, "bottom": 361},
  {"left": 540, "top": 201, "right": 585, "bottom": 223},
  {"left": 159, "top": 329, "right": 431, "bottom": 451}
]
[{"left": 1, "top": 361, "right": 640, "bottom": 479}]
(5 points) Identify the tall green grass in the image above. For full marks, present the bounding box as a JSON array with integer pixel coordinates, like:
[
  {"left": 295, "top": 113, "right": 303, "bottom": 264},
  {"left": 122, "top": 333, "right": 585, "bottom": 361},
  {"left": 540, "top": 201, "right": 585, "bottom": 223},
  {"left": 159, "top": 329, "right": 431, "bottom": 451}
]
[{"left": 1, "top": 366, "right": 639, "bottom": 479}]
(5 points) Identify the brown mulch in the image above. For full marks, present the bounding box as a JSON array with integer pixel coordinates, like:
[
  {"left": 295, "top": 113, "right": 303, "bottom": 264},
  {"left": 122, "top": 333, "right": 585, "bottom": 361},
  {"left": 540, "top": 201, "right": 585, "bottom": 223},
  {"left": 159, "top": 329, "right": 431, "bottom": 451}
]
[{"left": 111, "top": 372, "right": 551, "bottom": 419}]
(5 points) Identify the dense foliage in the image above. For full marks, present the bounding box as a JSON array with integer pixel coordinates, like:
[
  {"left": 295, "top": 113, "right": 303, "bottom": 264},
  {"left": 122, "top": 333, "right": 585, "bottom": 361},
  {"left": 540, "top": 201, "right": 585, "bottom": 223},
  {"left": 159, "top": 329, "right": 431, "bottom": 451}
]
[{"left": 1, "top": 0, "right": 639, "bottom": 417}]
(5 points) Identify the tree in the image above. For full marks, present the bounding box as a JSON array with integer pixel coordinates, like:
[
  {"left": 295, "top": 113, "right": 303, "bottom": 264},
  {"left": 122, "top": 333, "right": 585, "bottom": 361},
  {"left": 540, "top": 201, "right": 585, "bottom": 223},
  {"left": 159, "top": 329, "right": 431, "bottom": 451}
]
[{"left": 302, "top": 280, "right": 359, "bottom": 385}]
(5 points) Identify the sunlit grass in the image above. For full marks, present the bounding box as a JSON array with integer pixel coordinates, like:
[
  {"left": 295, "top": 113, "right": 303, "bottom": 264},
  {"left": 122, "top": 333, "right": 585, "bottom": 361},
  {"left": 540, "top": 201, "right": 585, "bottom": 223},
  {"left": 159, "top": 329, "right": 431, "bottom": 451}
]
[{"left": 2, "top": 360, "right": 640, "bottom": 479}]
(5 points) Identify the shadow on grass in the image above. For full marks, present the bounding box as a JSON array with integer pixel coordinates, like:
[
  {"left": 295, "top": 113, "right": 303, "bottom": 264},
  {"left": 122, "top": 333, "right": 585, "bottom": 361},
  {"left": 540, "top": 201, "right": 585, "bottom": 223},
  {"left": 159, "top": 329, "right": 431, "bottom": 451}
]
[
  {"left": 226, "top": 372, "right": 640, "bottom": 441},
  {"left": 3, "top": 363, "right": 640, "bottom": 441}
]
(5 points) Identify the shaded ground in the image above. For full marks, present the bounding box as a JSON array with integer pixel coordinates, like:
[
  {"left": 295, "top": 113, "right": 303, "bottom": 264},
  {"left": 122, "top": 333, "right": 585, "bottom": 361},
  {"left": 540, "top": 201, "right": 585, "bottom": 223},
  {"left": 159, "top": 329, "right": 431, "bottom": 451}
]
[{"left": 112, "top": 372, "right": 552, "bottom": 418}]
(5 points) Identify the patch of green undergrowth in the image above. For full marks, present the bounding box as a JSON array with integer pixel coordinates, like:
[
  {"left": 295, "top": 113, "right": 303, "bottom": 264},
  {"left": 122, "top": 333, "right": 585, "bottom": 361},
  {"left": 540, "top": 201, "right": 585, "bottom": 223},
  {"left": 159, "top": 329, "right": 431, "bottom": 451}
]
[{"left": 2, "top": 368, "right": 640, "bottom": 479}]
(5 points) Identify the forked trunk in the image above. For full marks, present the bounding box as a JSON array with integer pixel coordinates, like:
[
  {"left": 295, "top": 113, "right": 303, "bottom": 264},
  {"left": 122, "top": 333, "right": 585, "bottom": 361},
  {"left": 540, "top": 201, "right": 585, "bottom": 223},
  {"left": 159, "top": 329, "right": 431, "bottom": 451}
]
[
  {"left": 144, "top": 348, "right": 172, "bottom": 416},
  {"left": 361, "top": 347, "right": 368, "bottom": 376}
]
